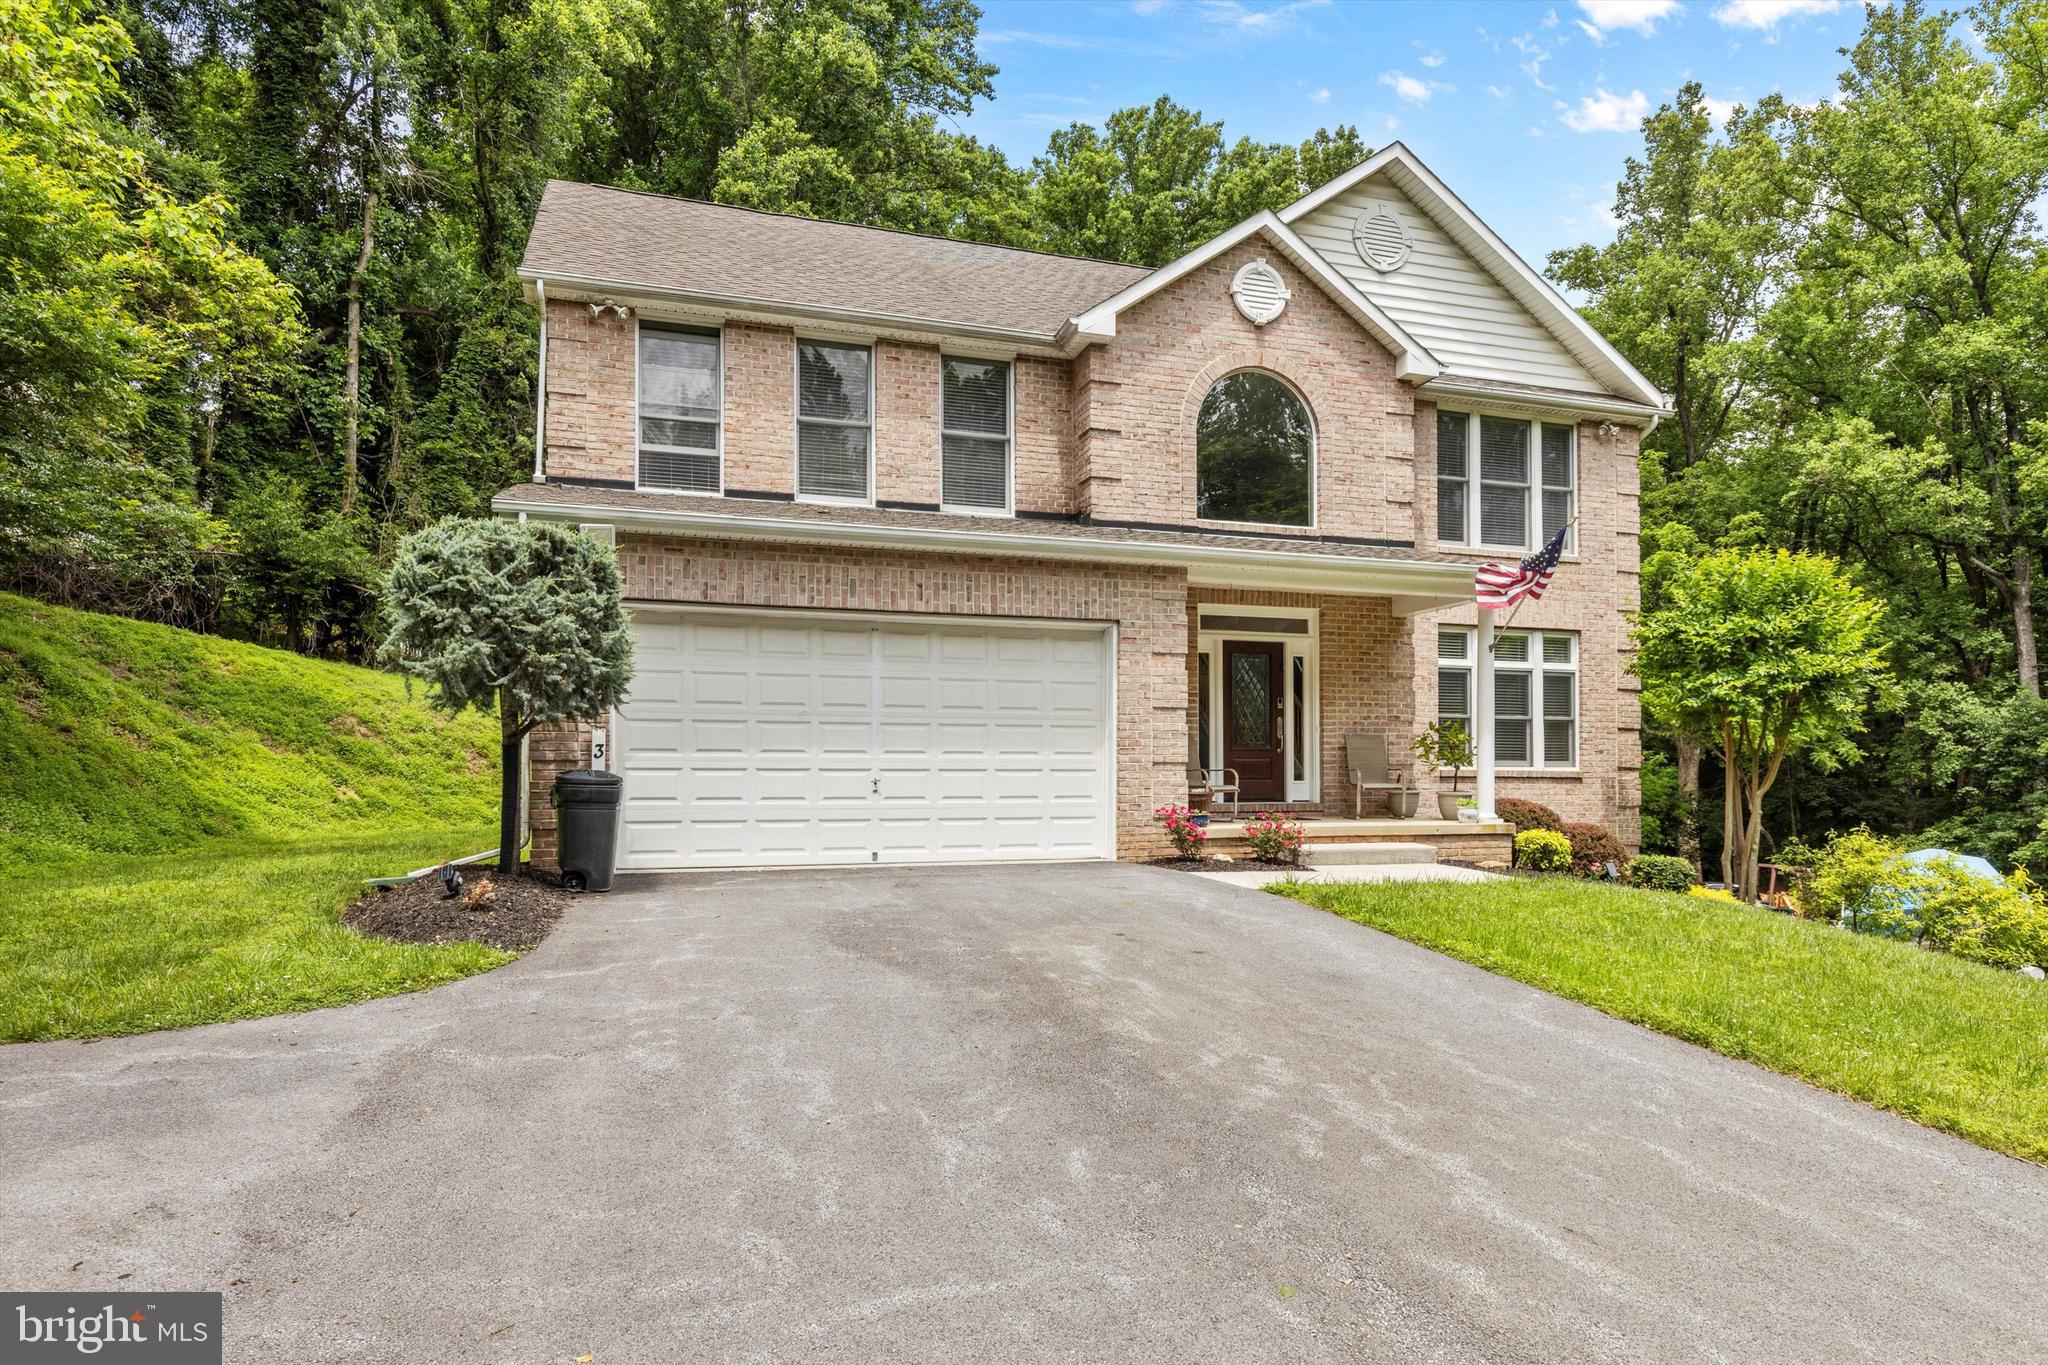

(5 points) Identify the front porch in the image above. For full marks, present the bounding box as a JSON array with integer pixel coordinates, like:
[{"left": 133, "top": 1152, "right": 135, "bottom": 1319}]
[{"left": 1182, "top": 590, "right": 1514, "bottom": 868}]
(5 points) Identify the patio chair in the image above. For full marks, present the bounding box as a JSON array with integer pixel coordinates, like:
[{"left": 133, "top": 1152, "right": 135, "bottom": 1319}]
[
  {"left": 1345, "top": 731, "right": 1406, "bottom": 817},
  {"left": 1188, "top": 764, "right": 1241, "bottom": 815}
]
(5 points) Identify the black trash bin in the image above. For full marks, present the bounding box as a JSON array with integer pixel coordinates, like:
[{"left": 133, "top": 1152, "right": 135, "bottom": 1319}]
[{"left": 552, "top": 768, "right": 623, "bottom": 892}]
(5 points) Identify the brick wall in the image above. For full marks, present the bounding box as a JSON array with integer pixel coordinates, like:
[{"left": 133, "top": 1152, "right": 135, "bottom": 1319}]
[
  {"left": 541, "top": 300, "right": 636, "bottom": 484},
  {"left": 874, "top": 341, "right": 941, "bottom": 505},
  {"left": 541, "top": 305, "right": 1072, "bottom": 509},
  {"left": 1072, "top": 239, "right": 1416, "bottom": 541},
  {"left": 1405, "top": 416, "right": 1644, "bottom": 844},
  {"left": 525, "top": 534, "right": 1191, "bottom": 870}
]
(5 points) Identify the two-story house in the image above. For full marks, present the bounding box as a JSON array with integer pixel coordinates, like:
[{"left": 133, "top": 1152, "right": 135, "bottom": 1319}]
[{"left": 497, "top": 142, "right": 1666, "bottom": 872}]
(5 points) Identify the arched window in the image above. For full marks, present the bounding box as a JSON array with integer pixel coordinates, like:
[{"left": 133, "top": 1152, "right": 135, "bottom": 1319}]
[{"left": 1196, "top": 371, "right": 1313, "bottom": 526}]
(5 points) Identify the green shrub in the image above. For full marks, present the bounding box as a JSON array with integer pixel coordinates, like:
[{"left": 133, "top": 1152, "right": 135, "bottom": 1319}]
[
  {"left": 1515, "top": 829, "right": 1571, "bottom": 872},
  {"left": 1627, "top": 854, "right": 1695, "bottom": 892},
  {"left": 1497, "top": 797, "right": 1564, "bottom": 837},
  {"left": 1800, "top": 827, "right": 1919, "bottom": 932},
  {"left": 1914, "top": 863, "right": 2048, "bottom": 971},
  {"left": 1561, "top": 822, "right": 1627, "bottom": 878}
]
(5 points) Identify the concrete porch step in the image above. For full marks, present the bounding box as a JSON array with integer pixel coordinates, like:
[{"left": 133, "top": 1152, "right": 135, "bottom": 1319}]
[{"left": 1301, "top": 841, "right": 1436, "bottom": 867}]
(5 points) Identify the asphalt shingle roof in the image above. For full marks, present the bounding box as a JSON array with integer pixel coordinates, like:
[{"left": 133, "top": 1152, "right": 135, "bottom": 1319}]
[
  {"left": 493, "top": 482, "right": 1471, "bottom": 570},
  {"left": 520, "top": 182, "right": 1150, "bottom": 341}
]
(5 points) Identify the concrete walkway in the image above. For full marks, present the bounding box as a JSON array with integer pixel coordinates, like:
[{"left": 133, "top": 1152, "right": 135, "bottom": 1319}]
[
  {"left": 1191, "top": 861, "right": 1497, "bottom": 890},
  {"left": 3, "top": 862, "right": 2044, "bottom": 1363}
]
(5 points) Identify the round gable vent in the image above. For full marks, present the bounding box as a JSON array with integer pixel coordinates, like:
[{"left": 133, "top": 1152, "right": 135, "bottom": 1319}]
[
  {"left": 1351, "top": 202, "right": 1411, "bottom": 273},
  {"left": 1230, "top": 258, "right": 1291, "bottom": 326}
]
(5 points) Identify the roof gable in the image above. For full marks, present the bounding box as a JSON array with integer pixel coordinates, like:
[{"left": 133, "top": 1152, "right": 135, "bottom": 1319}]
[
  {"left": 1066, "top": 213, "right": 1441, "bottom": 381},
  {"left": 1279, "top": 144, "right": 1664, "bottom": 409}
]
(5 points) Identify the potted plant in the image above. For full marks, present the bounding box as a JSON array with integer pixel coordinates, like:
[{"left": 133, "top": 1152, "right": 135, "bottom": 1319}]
[
  {"left": 1412, "top": 720, "right": 1474, "bottom": 820},
  {"left": 1388, "top": 786, "right": 1421, "bottom": 819},
  {"left": 1457, "top": 796, "right": 1479, "bottom": 822}
]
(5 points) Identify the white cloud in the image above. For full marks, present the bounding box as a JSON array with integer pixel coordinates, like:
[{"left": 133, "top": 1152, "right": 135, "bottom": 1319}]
[
  {"left": 1195, "top": 0, "right": 1330, "bottom": 30},
  {"left": 982, "top": 29, "right": 1092, "bottom": 49},
  {"left": 1562, "top": 88, "right": 1651, "bottom": 132},
  {"left": 1485, "top": 84, "right": 1512, "bottom": 99},
  {"left": 1702, "top": 94, "right": 1739, "bottom": 124},
  {"left": 1576, "top": 0, "right": 1682, "bottom": 33},
  {"left": 1574, "top": 20, "right": 1610, "bottom": 45},
  {"left": 1542, "top": 7, "right": 1561, "bottom": 27},
  {"left": 1713, "top": 0, "right": 1838, "bottom": 29},
  {"left": 1380, "top": 70, "right": 1448, "bottom": 104},
  {"left": 1417, "top": 45, "right": 1446, "bottom": 67},
  {"left": 1512, "top": 33, "right": 1556, "bottom": 91},
  {"left": 1308, "top": 86, "right": 1332, "bottom": 104},
  {"left": 1131, "top": 0, "right": 1171, "bottom": 11}
]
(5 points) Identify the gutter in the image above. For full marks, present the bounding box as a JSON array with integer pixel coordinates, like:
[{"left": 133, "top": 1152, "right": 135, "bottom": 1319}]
[
  {"left": 491, "top": 494, "right": 1475, "bottom": 596},
  {"left": 1416, "top": 377, "right": 1670, "bottom": 425}
]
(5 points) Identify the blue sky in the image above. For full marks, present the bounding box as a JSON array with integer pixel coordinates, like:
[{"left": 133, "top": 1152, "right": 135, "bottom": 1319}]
[{"left": 958, "top": 0, "right": 1862, "bottom": 267}]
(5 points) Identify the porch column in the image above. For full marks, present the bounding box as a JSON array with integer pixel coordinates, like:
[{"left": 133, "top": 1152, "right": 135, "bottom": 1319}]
[{"left": 1474, "top": 607, "right": 1498, "bottom": 822}]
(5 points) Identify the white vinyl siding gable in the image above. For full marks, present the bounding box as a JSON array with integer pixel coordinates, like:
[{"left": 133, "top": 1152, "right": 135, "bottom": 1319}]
[{"left": 1292, "top": 180, "right": 1604, "bottom": 393}]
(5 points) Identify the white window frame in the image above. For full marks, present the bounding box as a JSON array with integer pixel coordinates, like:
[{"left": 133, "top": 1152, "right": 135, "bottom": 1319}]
[
  {"left": 1194, "top": 604, "right": 1320, "bottom": 803},
  {"left": 938, "top": 352, "right": 1014, "bottom": 516},
  {"left": 1434, "top": 410, "right": 1576, "bottom": 554},
  {"left": 1438, "top": 626, "right": 1578, "bottom": 771},
  {"left": 634, "top": 319, "right": 724, "bottom": 497},
  {"left": 793, "top": 333, "right": 876, "bottom": 506}
]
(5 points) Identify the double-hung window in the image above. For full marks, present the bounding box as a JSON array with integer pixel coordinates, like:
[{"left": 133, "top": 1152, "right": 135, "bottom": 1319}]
[
  {"left": 796, "top": 340, "right": 873, "bottom": 501},
  {"left": 1437, "top": 628, "right": 1579, "bottom": 769},
  {"left": 1435, "top": 411, "right": 1576, "bottom": 551},
  {"left": 940, "top": 356, "right": 1011, "bottom": 512},
  {"left": 637, "top": 325, "right": 722, "bottom": 492}
]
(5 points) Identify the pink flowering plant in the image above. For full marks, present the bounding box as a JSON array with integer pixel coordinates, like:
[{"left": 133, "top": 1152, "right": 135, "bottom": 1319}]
[
  {"left": 1155, "top": 803, "right": 1210, "bottom": 858},
  {"left": 1242, "top": 811, "right": 1306, "bottom": 864}
]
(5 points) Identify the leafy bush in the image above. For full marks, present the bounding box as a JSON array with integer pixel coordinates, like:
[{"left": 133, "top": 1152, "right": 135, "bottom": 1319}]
[
  {"left": 1497, "top": 797, "right": 1564, "bottom": 837},
  {"left": 1914, "top": 864, "right": 2048, "bottom": 971},
  {"left": 1799, "top": 828, "right": 1916, "bottom": 930},
  {"left": 1155, "top": 804, "right": 1209, "bottom": 859},
  {"left": 1515, "top": 829, "right": 1571, "bottom": 872},
  {"left": 1561, "top": 822, "right": 1627, "bottom": 878},
  {"left": 1627, "top": 854, "right": 1695, "bottom": 892},
  {"left": 1242, "top": 811, "right": 1305, "bottom": 864}
]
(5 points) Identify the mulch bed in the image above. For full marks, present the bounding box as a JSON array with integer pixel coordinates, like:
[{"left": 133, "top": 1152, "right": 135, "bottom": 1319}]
[
  {"left": 343, "top": 870, "right": 567, "bottom": 952},
  {"left": 1149, "top": 856, "right": 1306, "bottom": 873}
]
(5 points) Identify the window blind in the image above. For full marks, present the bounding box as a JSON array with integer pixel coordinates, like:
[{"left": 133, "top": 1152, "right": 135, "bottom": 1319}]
[{"left": 941, "top": 357, "right": 1010, "bottom": 510}]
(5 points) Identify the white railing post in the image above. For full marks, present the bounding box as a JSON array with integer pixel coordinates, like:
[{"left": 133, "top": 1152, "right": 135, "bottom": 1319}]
[{"left": 1475, "top": 609, "right": 1498, "bottom": 822}]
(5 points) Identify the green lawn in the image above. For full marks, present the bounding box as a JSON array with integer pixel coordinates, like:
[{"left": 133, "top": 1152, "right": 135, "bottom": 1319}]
[
  {"left": 1275, "top": 877, "right": 2048, "bottom": 1164},
  {"left": 1, "top": 594, "right": 513, "bottom": 1041}
]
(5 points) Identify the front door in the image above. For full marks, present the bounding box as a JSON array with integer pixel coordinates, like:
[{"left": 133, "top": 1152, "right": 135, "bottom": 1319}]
[{"left": 1222, "top": 640, "right": 1286, "bottom": 802}]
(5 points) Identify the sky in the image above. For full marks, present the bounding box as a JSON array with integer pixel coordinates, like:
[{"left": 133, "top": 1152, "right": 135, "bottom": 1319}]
[{"left": 957, "top": 0, "right": 1865, "bottom": 267}]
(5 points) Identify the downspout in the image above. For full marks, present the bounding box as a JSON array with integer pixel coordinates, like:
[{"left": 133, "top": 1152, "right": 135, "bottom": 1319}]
[
  {"left": 532, "top": 279, "right": 548, "bottom": 482},
  {"left": 517, "top": 506, "right": 532, "bottom": 862}
]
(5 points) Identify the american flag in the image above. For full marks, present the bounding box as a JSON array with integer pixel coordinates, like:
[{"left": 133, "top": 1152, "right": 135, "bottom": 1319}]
[{"left": 1475, "top": 525, "right": 1568, "bottom": 610}]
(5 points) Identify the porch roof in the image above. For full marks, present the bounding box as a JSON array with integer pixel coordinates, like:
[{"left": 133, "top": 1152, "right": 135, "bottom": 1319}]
[{"left": 494, "top": 482, "right": 1477, "bottom": 609}]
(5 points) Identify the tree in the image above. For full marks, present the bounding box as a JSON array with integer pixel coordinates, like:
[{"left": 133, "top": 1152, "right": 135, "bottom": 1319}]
[
  {"left": 1632, "top": 549, "right": 1893, "bottom": 901},
  {"left": 379, "top": 519, "right": 633, "bottom": 873}
]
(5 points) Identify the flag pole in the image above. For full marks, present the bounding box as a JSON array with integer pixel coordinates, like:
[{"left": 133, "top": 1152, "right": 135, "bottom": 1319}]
[{"left": 1484, "top": 513, "right": 1579, "bottom": 654}]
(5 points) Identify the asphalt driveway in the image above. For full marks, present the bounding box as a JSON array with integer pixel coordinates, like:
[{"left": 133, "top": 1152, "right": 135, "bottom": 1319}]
[{"left": 4, "top": 863, "right": 2046, "bottom": 1363}]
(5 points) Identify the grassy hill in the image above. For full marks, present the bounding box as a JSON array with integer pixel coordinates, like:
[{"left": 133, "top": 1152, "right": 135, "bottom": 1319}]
[
  {"left": 0, "top": 592, "right": 499, "bottom": 872},
  {"left": 0, "top": 594, "right": 508, "bottom": 1040}
]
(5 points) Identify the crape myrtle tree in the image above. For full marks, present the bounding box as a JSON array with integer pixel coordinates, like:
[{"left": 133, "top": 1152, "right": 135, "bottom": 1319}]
[
  {"left": 1632, "top": 549, "right": 1893, "bottom": 902},
  {"left": 380, "top": 518, "right": 632, "bottom": 873}
]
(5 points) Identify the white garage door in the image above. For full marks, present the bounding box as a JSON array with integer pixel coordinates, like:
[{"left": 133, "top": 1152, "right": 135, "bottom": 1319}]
[{"left": 613, "top": 610, "right": 1113, "bottom": 869}]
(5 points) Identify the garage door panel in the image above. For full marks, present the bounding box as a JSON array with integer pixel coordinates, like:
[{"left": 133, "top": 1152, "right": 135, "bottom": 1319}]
[{"left": 615, "top": 612, "right": 1110, "bottom": 869}]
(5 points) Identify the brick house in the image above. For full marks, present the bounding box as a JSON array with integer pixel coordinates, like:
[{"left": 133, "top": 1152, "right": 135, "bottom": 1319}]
[{"left": 498, "top": 143, "right": 1667, "bottom": 872}]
